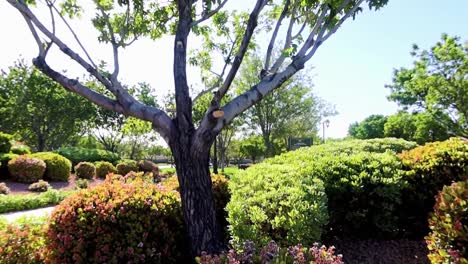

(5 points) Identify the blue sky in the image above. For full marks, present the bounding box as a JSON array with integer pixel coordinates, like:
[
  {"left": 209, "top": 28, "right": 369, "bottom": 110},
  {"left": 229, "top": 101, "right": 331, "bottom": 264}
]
[{"left": 0, "top": 0, "right": 466, "bottom": 139}]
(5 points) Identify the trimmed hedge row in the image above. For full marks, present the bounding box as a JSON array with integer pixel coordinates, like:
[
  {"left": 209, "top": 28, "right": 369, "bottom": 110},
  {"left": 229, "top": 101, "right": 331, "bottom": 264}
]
[
  {"left": 0, "top": 190, "right": 73, "bottom": 214},
  {"left": 55, "top": 147, "right": 120, "bottom": 165}
]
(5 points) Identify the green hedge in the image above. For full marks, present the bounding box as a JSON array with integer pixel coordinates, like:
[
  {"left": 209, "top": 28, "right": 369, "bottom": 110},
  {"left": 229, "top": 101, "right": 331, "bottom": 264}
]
[
  {"left": 227, "top": 164, "right": 328, "bottom": 247},
  {"left": 55, "top": 147, "right": 119, "bottom": 165},
  {"left": 0, "top": 153, "right": 19, "bottom": 178},
  {"left": 0, "top": 190, "right": 73, "bottom": 214},
  {"left": 30, "top": 152, "right": 72, "bottom": 181}
]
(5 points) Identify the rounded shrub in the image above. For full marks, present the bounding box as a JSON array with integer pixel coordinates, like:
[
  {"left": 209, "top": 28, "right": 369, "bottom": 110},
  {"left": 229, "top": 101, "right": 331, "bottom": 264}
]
[
  {"left": 8, "top": 156, "right": 46, "bottom": 183},
  {"left": 10, "top": 144, "right": 31, "bottom": 155},
  {"left": 426, "top": 180, "right": 468, "bottom": 264},
  {"left": 0, "top": 182, "right": 10, "bottom": 195},
  {"left": 227, "top": 164, "right": 328, "bottom": 247},
  {"left": 74, "top": 162, "right": 96, "bottom": 179},
  {"left": 138, "top": 160, "right": 159, "bottom": 173},
  {"left": 46, "top": 176, "right": 188, "bottom": 263},
  {"left": 95, "top": 161, "right": 116, "bottom": 178},
  {"left": 116, "top": 159, "right": 139, "bottom": 175},
  {"left": 30, "top": 152, "right": 72, "bottom": 181},
  {"left": 398, "top": 137, "right": 468, "bottom": 238},
  {"left": 0, "top": 132, "right": 13, "bottom": 153},
  {"left": 28, "top": 180, "right": 51, "bottom": 192}
]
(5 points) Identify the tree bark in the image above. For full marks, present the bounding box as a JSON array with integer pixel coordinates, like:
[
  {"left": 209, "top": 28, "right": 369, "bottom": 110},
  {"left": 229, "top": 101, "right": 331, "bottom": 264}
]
[
  {"left": 213, "top": 136, "right": 218, "bottom": 174},
  {"left": 170, "top": 139, "right": 222, "bottom": 259}
]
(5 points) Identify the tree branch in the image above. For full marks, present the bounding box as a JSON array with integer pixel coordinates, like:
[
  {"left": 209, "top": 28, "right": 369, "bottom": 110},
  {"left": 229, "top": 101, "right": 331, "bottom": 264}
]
[
  {"left": 264, "top": 0, "right": 290, "bottom": 71},
  {"left": 191, "top": 0, "right": 228, "bottom": 27},
  {"left": 215, "top": 0, "right": 268, "bottom": 101}
]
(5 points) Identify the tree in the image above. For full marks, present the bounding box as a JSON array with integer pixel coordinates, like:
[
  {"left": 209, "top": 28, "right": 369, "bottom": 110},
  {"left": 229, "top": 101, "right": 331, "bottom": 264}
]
[
  {"left": 387, "top": 34, "right": 468, "bottom": 137},
  {"left": 235, "top": 54, "right": 331, "bottom": 157},
  {"left": 239, "top": 134, "right": 266, "bottom": 163},
  {"left": 348, "top": 114, "right": 387, "bottom": 139},
  {"left": 384, "top": 111, "right": 449, "bottom": 144},
  {"left": 0, "top": 61, "right": 95, "bottom": 151},
  {"left": 7, "top": 0, "right": 389, "bottom": 256}
]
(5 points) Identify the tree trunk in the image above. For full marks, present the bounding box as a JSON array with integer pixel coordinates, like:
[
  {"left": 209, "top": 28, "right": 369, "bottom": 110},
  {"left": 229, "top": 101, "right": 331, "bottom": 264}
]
[
  {"left": 171, "top": 140, "right": 222, "bottom": 259},
  {"left": 213, "top": 136, "right": 218, "bottom": 174}
]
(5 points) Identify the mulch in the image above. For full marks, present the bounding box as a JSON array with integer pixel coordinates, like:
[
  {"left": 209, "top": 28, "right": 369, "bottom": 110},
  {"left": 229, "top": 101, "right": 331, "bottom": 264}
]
[
  {"left": 2, "top": 174, "right": 104, "bottom": 194},
  {"left": 325, "top": 238, "right": 430, "bottom": 264}
]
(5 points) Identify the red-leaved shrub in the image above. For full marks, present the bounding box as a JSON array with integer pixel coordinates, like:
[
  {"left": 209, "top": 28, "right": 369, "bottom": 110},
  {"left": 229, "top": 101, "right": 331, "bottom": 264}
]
[
  {"left": 46, "top": 175, "right": 188, "bottom": 263},
  {"left": 0, "top": 223, "right": 46, "bottom": 263}
]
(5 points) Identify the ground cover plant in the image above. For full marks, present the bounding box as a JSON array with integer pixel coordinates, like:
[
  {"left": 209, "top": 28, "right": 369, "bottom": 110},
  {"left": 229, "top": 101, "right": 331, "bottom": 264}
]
[{"left": 0, "top": 189, "right": 73, "bottom": 214}]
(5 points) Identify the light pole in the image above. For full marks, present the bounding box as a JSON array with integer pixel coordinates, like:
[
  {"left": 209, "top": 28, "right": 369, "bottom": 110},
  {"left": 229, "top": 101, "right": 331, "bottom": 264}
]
[{"left": 322, "top": 119, "right": 330, "bottom": 144}]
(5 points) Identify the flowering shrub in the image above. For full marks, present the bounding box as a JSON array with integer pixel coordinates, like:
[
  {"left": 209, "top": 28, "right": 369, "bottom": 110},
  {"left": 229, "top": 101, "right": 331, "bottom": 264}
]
[
  {"left": 95, "top": 161, "right": 116, "bottom": 178},
  {"left": 0, "top": 182, "right": 10, "bottom": 195},
  {"left": 31, "top": 152, "right": 72, "bottom": 181},
  {"left": 46, "top": 175, "right": 188, "bottom": 263},
  {"left": 8, "top": 156, "right": 46, "bottom": 183},
  {"left": 0, "top": 222, "right": 47, "bottom": 263},
  {"left": 28, "top": 180, "right": 51, "bottom": 192},
  {"left": 0, "top": 132, "right": 13, "bottom": 153},
  {"left": 426, "top": 180, "right": 468, "bottom": 264},
  {"left": 74, "top": 161, "right": 96, "bottom": 179},
  {"left": 197, "top": 241, "right": 343, "bottom": 264},
  {"left": 227, "top": 164, "right": 328, "bottom": 247},
  {"left": 398, "top": 138, "right": 468, "bottom": 238},
  {"left": 116, "top": 159, "right": 139, "bottom": 175}
]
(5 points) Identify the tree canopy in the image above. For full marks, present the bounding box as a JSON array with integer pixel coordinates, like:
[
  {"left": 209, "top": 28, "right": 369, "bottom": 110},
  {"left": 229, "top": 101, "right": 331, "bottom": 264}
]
[{"left": 386, "top": 34, "right": 467, "bottom": 137}]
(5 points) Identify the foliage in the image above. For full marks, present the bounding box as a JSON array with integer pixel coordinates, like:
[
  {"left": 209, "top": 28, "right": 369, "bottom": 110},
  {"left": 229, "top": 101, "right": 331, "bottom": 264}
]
[
  {"left": 95, "top": 161, "right": 117, "bottom": 178},
  {"left": 398, "top": 137, "right": 468, "bottom": 237},
  {"left": 75, "top": 178, "right": 89, "bottom": 189},
  {"left": 426, "top": 180, "right": 468, "bottom": 264},
  {"left": 387, "top": 34, "right": 468, "bottom": 137},
  {"left": 116, "top": 159, "right": 139, "bottom": 175},
  {"left": 0, "top": 61, "right": 96, "bottom": 151},
  {"left": 0, "top": 182, "right": 10, "bottom": 195},
  {"left": 30, "top": 152, "right": 72, "bottom": 181},
  {"left": 0, "top": 153, "right": 19, "bottom": 178},
  {"left": 198, "top": 241, "right": 343, "bottom": 264},
  {"left": 348, "top": 114, "right": 387, "bottom": 139},
  {"left": 0, "top": 132, "right": 13, "bottom": 153},
  {"left": 56, "top": 147, "right": 120, "bottom": 165},
  {"left": 264, "top": 138, "right": 414, "bottom": 238},
  {"left": 11, "top": 144, "right": 32, "bottom": 155},
  {"left": 74, "top": 162, "right": 96, "bottom": 179},
  {"left": 28, "top": 180, "right": 51, "bottom": 192},
  {"left": 0, "top": 189, "right": 73, "bottom": 214},
  {"left": 8, "top": 156, "right": 46, "bottom": 183},
  {"left": 239, "top": 135, "right": 266, "bottom": 163},
  {"left": 0, "top": 221, "right": 47, "bottom": 263},
  {"left": 227, "top": 164, "right": 328, "bottom": 247},
  {"left": 46, "top": 176, "right": 188, "bottom": 263}
]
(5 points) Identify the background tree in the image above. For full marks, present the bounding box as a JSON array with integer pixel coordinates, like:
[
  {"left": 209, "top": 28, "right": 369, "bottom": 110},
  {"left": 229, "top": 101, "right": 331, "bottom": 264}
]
[
  {"left": 387, "top": 34, "right": 467, "bottom": 137},
  {"left": 0, "top": 61, "right": 95, "bottom": 151},
  {"left": 384, "top": 111, "right": 449, "bottom": 144},
  {"left": 7, "top": 0, "right": 389, "bottom": 255},
  {"left": 348, "top": 114, "right": 387, "bottom": 139},
  {"left": 235, "top": 54, "right": 332, "bottom": 157},
  {"left": 239, "top": 134, "right": 266, "bottom": 163}
]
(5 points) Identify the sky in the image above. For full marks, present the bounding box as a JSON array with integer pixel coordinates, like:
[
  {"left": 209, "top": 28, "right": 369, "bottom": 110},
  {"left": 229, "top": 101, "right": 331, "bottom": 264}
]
[{"left": 0, "top": 0, "right": 467, "bottom": 139}]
